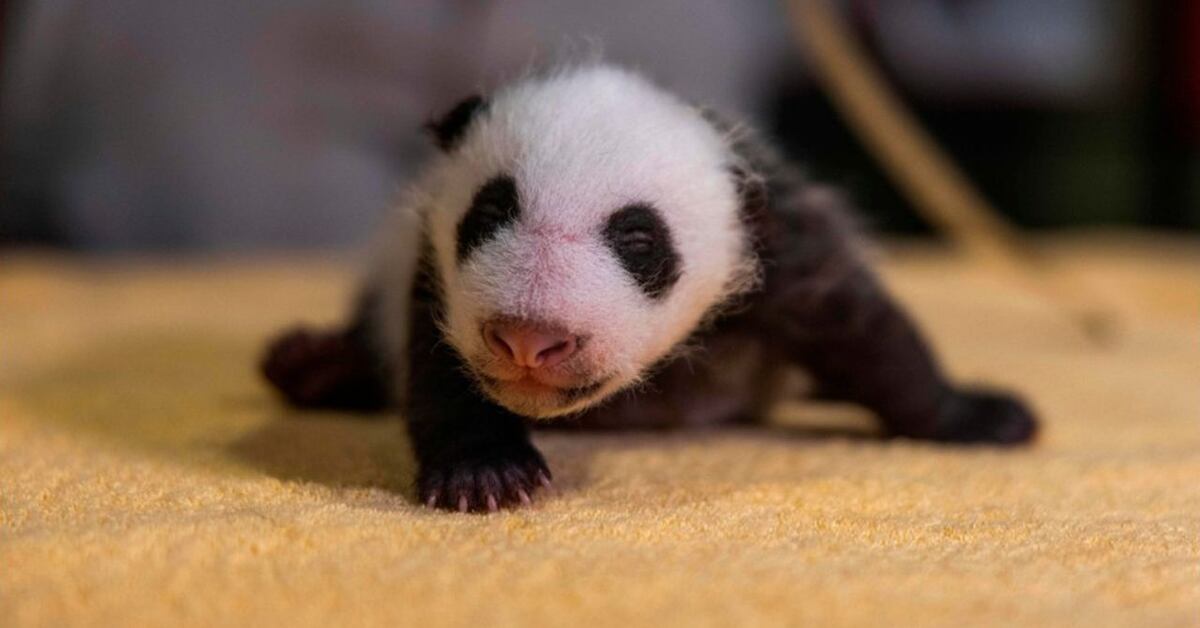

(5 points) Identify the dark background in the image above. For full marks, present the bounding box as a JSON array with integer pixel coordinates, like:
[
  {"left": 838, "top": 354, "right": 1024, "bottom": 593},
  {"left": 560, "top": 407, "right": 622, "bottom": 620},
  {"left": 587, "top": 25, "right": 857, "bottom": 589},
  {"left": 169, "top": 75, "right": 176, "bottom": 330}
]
[{"left": 2, "top": 0, "right": 1197, "bottom": 252}]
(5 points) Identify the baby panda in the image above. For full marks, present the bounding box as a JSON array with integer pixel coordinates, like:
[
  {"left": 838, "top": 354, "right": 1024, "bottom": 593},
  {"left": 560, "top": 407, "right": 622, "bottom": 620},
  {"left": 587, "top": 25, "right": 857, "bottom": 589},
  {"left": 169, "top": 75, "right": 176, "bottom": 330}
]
[{"left": 262, "top": 64, "right": 1038, "bottom": 513}]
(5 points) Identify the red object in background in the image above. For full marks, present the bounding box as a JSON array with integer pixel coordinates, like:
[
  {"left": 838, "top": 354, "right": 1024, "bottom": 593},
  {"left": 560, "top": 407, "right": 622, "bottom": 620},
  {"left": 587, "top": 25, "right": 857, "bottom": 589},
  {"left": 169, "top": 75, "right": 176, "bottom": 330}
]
[
  {"left": 0, "top": 0, "right": 7, "bottom": 81},
  {"left": 1180, "top": 0, "right": 1200, "bottom": 143}
]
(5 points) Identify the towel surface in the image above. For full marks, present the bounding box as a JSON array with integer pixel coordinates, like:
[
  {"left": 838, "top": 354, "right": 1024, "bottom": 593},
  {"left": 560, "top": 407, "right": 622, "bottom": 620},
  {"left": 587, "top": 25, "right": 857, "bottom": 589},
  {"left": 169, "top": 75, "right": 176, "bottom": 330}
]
[{"left": 2, "top": 234, "right": 1198, "bottom": 627}]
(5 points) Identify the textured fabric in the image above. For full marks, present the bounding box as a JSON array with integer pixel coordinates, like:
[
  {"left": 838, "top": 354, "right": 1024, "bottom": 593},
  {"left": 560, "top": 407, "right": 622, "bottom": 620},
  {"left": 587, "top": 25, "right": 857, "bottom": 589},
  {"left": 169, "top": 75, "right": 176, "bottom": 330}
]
[{"left": 2, "top": 234, "right": 1197, "bottom": 627}]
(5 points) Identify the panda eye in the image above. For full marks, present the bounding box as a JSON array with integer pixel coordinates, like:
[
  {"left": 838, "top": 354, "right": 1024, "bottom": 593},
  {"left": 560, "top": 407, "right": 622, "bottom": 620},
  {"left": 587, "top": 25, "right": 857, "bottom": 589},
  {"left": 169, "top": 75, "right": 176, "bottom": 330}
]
[
  {"left": 476, "top": 201, "right": 510, "bottom": 225},
  {"left": 456, "top": 174, "right": 520, "bottom": 263},
  {"left": 616, "top": 228, "right": 656, "bottom": 254},
  {"left": 603, "top": 203, "right": 681, "bottom": 300}
]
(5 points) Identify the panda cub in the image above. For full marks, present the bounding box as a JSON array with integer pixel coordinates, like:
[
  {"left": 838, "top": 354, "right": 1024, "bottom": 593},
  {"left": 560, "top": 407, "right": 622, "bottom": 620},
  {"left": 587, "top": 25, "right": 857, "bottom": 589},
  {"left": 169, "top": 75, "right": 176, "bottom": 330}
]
[{"left": 262, "top": 64, "right": 1038, "bottom": 513}]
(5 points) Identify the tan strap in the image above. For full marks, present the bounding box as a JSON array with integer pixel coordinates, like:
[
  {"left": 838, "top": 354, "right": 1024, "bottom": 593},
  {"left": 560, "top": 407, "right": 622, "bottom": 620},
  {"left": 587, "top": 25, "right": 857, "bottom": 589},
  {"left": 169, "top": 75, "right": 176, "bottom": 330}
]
[{"left": 786, "top": 0, "right": 1117, "bottom": 343}]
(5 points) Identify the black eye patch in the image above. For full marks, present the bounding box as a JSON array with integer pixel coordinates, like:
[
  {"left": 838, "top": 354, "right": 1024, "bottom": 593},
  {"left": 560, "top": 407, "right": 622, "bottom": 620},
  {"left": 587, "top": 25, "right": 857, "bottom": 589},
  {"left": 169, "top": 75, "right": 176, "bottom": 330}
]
[
  {"left": 456, "top": 175, "right": 520, "bottom": 263},
  {"left": 603, "top": 203, "right": 681, "bottom": 300}
]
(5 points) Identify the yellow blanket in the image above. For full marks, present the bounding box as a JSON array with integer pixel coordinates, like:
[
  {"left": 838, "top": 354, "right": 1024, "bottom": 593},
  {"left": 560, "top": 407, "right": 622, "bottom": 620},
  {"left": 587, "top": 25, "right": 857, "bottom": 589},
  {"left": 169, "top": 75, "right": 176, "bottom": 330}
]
[{"left": 2, "top": 233, "right": 1197, "bottom": 627}]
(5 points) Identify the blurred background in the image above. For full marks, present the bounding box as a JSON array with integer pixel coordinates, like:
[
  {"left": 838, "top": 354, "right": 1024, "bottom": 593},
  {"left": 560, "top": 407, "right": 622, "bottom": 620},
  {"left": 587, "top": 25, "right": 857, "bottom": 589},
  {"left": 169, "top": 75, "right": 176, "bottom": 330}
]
[{"left": 1, "top": 0, "right": 1197, "bottom": 252}]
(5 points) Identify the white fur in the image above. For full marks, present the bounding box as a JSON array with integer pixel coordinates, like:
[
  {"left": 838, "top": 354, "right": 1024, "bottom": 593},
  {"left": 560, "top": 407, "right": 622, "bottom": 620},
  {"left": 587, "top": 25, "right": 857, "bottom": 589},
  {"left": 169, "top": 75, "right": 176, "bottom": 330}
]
[
  {"left": 361, "top": 201, "right": 422, "bottom": 405},
  {"left": 371, "top": 64, "right": 758, "bottom": 417}
]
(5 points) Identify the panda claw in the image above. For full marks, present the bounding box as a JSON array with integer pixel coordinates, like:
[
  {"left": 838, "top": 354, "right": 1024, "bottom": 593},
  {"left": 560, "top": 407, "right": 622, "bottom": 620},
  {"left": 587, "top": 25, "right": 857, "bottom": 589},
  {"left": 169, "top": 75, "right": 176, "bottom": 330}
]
[
  {"left": 536, "top": 470, "right": 553, "bottom": 491},
  {"left": 416, "top": 443, "right": 552, "bottom": 512}
]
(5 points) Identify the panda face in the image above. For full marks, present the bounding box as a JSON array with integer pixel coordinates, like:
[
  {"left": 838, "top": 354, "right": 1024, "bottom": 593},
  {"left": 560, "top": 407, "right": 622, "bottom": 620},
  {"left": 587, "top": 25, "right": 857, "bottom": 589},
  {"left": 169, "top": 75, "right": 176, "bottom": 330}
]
[{"left": 418, "top": 66, "right": 757, "bottom": 418}]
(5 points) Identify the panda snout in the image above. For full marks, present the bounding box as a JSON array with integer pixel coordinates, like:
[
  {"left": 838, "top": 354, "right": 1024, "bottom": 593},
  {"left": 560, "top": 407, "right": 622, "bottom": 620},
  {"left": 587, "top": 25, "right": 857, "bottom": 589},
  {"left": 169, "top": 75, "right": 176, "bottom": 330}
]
[{"left": 482, "top": 319, "right": 579, "bottom": 369}]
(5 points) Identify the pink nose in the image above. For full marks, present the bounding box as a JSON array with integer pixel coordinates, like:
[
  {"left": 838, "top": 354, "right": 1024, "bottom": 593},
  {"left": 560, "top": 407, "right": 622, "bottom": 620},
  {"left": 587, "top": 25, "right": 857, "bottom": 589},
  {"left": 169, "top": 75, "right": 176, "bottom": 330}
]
[{"left": 482, "top": 320, "right": 578, "bottom": 368}]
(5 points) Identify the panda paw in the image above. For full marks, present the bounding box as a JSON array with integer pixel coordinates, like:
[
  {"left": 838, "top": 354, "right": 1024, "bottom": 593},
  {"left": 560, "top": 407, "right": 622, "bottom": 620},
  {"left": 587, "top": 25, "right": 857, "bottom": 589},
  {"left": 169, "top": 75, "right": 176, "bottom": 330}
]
[
  {"left": 933, "top": 388, "right": 1039, "bottom": 445},
  {"left": 418, "top": 445, "right": 553, "bottom": 513},
  {"left": 260, "top": 326, "right": 388, "bottom": 411}
]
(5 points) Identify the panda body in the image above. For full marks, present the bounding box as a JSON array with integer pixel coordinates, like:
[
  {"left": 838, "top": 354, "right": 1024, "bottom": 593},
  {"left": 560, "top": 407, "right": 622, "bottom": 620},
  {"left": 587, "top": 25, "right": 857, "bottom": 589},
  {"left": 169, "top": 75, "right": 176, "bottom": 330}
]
[{"left": 263, "top": 64, "right": 1038, "bottom": 512}]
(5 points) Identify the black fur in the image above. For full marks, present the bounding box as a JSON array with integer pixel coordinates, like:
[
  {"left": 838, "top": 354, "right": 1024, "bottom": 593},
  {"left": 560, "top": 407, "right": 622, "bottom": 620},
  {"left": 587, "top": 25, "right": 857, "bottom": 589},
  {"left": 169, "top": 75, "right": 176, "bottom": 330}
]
[
  {"left": 456, "top": 174, "right": 521, "bottom": 264},
  {"left": 603, "top": 203, "right": 681, "bottom": 300},
  {"left": 720, "top": 128, "right": 1037, "bottom": 442},
  {"left": 425, "top": 95, "right": 488, "bottom": 152}
]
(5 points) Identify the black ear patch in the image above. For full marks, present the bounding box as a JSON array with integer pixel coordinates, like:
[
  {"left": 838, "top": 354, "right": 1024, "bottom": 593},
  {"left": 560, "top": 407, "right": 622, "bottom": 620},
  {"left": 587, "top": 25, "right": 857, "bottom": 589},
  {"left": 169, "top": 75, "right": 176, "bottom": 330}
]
[
  {"left": 603, "top": 204, "right": 681, "bottom": 300},
  {"left": 456, "top": 175, "right": 521, "bottom": 263},
  {"left": 425, "top": 95, "right": 488, "bottom": 152}
]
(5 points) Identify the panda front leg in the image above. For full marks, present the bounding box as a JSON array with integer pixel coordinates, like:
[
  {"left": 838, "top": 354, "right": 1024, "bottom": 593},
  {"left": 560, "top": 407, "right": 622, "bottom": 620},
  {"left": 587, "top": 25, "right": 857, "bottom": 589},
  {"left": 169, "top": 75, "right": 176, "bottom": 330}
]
[
  {"left": 763, "top": 263, "right": 1038, "bottom": 445},
  {"left": 405, "top": 298, "right": 552, "bottom": 512}
]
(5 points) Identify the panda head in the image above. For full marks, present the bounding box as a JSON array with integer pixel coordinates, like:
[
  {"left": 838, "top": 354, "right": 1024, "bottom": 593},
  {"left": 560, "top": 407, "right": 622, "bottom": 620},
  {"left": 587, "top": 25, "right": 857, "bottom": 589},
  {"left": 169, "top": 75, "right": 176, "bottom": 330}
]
[{"left": 417, "top": 65, "right": 759, "bottom": 419}]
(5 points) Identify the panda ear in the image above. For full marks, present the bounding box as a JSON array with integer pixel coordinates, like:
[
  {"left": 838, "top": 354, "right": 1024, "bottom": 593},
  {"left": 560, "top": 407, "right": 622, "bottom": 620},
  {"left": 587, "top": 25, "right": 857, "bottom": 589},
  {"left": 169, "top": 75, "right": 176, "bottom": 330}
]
[{"left": 425, "top": 94, "right": 488, "bottom": 152}]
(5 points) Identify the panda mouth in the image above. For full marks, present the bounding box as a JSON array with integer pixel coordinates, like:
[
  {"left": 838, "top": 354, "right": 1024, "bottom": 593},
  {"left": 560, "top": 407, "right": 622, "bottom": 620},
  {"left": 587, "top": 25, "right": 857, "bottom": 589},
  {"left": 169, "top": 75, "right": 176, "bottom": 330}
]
[
  {"left": 504, "top": 375, "right": 562, "bottom": 395},
  {"left": 478, "top": 373, "right": 610, "bottom": 406}
]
